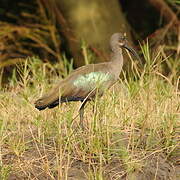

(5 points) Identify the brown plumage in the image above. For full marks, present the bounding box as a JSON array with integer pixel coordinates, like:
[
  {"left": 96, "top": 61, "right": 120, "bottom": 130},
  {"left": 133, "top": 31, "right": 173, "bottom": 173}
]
[{"left": 35, "top": 33, "right": 140, "bottom": 128}]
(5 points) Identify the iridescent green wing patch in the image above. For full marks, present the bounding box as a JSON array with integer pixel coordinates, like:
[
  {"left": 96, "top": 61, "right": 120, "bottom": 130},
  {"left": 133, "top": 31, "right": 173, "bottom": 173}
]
[{"left": 73, "top": 72, "right": 113, "bottom": 90}]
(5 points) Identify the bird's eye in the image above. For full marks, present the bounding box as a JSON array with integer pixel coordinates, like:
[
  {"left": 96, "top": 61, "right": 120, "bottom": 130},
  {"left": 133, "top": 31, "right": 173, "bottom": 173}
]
[
  {"left": 119, "top": 37, "right": 125, "bottom": 41},
  {"left": 118, "top": 38, "right": 125, "bottom": 43}
]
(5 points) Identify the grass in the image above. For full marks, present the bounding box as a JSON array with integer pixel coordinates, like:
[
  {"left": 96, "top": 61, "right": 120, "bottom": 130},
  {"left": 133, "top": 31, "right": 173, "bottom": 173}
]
[{"left": 0, "top": 47, "right": 179, "bottom": 179}]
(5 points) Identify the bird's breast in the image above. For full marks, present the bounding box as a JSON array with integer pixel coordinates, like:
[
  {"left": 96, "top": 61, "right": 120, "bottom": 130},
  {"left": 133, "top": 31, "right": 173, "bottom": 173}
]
[{"left": 73, "top": 72, "right": 114, "bottom": 91}]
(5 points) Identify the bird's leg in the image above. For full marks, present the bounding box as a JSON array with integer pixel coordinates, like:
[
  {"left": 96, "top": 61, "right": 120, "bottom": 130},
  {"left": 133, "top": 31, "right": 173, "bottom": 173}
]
[{"left": 79, "top": 100, "right": 87, "bottom": 129}]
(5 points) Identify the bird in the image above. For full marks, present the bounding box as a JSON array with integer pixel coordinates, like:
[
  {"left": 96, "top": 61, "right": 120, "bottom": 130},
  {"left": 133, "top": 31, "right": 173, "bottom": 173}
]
[{"left": 35, "top": 33, "right": 140, "bottom": 128}]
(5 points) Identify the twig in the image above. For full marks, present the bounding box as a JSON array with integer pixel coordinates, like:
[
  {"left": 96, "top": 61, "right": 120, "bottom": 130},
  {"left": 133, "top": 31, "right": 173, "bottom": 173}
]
[
  {"left": 148, "top": 0, "right": 179, "bottom": 25},
  {"left": 147, "top": 0, "right": 180, "bottom": 53}
]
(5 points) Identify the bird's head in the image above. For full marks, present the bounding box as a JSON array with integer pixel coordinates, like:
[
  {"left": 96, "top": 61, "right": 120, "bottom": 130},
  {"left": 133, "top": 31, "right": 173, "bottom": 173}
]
[{"left": 110, "top": 33, "right": 140, "bottom": 61}]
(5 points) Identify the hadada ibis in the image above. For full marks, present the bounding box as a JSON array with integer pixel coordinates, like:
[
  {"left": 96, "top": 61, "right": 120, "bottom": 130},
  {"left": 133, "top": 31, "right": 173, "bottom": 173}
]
[{"left": 35, "top": 33, "right": 140, "bottom": 128}]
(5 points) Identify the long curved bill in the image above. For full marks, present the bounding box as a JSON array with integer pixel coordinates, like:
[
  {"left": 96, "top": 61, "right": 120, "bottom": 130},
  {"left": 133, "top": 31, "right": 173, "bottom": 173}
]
[{"left": 120, "top": 42, "right": 141, "bottom": 61}]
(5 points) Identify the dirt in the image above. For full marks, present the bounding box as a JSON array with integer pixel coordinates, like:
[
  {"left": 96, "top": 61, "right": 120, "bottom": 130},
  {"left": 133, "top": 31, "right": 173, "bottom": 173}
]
[
  {"left": 4, "top": 152, "right": 179, "bottom": 180},
  {"left": 2, "top": 127, "right": 179, "bottom": 180},
  {"left": 105, "top": 155, "right": 179, "bottom": 180}
]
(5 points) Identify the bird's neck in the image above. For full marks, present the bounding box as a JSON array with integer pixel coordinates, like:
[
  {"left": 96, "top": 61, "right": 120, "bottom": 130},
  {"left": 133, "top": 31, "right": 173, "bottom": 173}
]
[{"left": 110, "top": 49, "right": 124, "bottom": 78}]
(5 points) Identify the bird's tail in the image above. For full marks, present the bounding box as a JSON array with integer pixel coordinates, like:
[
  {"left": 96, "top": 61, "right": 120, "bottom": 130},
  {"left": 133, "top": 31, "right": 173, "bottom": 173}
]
[{"left": 35, "top": 87, "right": 60, "bottom": 110}]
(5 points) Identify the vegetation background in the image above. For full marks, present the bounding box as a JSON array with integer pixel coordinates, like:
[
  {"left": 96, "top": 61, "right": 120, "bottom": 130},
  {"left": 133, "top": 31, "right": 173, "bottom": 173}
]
[{"left": 0, "top": 0, "right": 179, "bottom": 179}]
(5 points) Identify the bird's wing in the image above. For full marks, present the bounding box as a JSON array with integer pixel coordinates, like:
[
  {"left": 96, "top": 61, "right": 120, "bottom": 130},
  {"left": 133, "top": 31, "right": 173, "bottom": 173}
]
[
  {"left": 35, "top": 63, "right": 115, "bottom": 110},
  {"left": 61, "top": 63, "right": 115, "bottom": 98}
]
